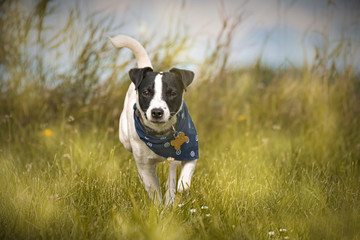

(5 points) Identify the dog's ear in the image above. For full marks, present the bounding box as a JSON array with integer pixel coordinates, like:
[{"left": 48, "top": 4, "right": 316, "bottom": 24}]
[
  {"left": 129, "top": 67, "right": 153, "bottom": 90},
  {"left": 170, "top": 68, "right": 194, "bottom": 90}
]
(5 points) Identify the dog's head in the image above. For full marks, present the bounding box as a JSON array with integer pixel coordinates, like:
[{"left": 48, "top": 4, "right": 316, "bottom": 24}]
[{"left": 129, "top": 67, "right": 194, "bottom": 132}]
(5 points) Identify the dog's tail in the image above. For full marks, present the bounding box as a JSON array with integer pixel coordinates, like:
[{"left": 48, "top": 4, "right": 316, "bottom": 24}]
[{"left": 109, "top": 35, "right": 152, "bottom": 69}]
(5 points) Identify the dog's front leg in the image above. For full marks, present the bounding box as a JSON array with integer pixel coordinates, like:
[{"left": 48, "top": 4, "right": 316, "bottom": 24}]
[
  {"left": 177, "top": 160, "right": 197, "bottom": 193},
  {"left": 135, "top": 161, "right": 162, "bottom": 203},
  {"left": 165, "top": 160, "right": 181, "bottom": 205}
]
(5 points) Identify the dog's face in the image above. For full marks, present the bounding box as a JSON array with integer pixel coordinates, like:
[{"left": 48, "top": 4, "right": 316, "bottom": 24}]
[{"left": 129, "top": 67, "right": 194, "bottom": 129}]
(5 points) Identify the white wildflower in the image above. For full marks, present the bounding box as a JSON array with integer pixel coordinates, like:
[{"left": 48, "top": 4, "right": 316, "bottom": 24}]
[
  {"left": 48, "top": 194, "right": 59, "bottom": 200},
  {"left": 67, "top": 115, "right": 75, "bottom": 123}
]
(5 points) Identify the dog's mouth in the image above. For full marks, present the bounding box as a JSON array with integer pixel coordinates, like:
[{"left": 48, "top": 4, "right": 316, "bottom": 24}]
[{"left": 150, "top": 119, "right": 166, "bottom": 124}]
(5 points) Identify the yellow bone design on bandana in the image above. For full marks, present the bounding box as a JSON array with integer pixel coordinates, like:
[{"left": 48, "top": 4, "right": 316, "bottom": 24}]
[{"left": 171, "top": 132, "right": 189, "bottom": 150}]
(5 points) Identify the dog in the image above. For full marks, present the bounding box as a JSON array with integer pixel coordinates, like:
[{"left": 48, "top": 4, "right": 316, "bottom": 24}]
[{"left": 109, "top": 35, "right": 198, "bottom": 205}]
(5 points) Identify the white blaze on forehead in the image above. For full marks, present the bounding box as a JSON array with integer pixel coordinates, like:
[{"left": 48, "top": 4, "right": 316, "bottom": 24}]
[
  {"left": 146, "top": 73, "right": 170, "bottom": 121},
  {"left": 153, "top": 73, "right": 163, "bottom": 102}
]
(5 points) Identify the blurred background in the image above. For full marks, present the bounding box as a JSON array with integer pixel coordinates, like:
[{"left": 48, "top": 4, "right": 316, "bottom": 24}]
[
  {"left": 3, "top": 0, "right": 360, "bottom": 68},
  {"left": 1, "top": 0, "right": 359, "bottom": 124}
]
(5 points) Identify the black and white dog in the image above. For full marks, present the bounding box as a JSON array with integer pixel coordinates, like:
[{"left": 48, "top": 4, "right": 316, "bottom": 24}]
[{"left": 110, "top": 35, "right": 198, "bottom": 205}]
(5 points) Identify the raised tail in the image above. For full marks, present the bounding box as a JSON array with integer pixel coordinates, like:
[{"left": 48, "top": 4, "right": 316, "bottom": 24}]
[{"left": 109, "top": 35, "right": 152, "bottom": 69}]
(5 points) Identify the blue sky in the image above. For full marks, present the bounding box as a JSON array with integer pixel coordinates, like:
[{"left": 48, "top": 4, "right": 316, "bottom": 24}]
[{"left": 21, "top": 0, "right": 360, "bottom": 69}]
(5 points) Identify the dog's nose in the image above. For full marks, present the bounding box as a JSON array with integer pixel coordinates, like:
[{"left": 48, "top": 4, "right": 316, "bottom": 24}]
[{"left": 151, "top": 108, "right": 164, "bottom": 119}]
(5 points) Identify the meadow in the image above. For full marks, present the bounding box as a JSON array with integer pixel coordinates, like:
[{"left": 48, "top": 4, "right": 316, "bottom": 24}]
[{"left": 1, "top": 1, "right": 360, "bottom": 239}]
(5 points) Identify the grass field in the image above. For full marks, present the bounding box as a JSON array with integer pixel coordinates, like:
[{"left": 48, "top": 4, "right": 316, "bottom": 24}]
[
  {"left": 1, "top": 67, "right": 360, "bottom": 239},
  {"left": 1, "top": 1, "right": 360, "bottom": 239}
]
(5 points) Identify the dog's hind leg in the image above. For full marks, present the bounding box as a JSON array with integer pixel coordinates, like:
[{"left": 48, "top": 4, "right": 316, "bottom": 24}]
[
  {"left": 165, "top": 160, "right": 181, "bottom": 206},
  {"left": 177, "top": 160, "right": 197, "bottom": 193},
  {"left": 135, "top": 161, "right": 162, "bottom": 204}
]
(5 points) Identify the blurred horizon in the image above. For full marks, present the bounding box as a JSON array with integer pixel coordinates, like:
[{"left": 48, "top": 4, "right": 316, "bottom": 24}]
[{"left": 15, "top": 0, "right": 360, "bottom": 71}]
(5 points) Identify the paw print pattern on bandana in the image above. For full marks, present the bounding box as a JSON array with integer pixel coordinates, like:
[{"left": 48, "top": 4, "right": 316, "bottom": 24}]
[{"left": 171, "top": 132, "right": 189, "bottom": 150}]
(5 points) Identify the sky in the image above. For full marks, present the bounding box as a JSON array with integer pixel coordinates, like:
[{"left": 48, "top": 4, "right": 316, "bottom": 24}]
[{"left": 21, "top": 0, "right": 360, "bottom": 69}]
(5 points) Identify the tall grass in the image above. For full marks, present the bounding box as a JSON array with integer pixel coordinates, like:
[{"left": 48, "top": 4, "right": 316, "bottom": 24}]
[{"left": 1, "top": 0, "right": 360, "bottom": 239}]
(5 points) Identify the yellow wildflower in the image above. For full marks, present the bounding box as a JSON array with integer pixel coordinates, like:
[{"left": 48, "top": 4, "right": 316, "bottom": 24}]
[
  {"left": 42, "top": 129, "right": 53, "bottom": 136},
  {"left": 237, "top": 114, "right": 246, "bottom": 121}
]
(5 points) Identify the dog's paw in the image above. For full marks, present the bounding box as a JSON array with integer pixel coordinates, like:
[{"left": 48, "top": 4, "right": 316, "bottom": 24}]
[{"left": 177, "top": 179, "right": 191, "bottom": 193}]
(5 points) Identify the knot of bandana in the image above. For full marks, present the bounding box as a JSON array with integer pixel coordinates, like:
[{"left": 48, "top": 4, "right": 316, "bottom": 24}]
[{"left": 133, "top": 102, "right": 199, "bottom": 161}]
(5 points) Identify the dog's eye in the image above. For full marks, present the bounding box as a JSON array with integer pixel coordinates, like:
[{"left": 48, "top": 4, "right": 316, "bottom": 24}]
[
  {"left": 167, "top": 90, "right": 177, "bottom": 97},
  {"left": 142, "top": 90, "right": 151, "bottom": 97}
]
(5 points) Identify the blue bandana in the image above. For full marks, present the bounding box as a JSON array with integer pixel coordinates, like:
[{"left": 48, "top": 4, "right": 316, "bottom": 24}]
[{"left": 134, "top": 102, "right": 199, "bottom": 161}]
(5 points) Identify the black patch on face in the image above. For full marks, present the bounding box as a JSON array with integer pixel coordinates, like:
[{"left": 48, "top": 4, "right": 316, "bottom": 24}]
[
  {"left": 161, "top": 72, "right": 185, "bottom": 117},
  {"left": 137, "top": 71, "right": 158, "bottom": 117}
]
